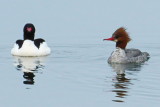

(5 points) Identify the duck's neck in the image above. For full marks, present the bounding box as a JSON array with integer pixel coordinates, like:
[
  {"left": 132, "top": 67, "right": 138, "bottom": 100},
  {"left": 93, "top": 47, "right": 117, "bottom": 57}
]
[
  {"left": 116, "top": 41, "right": 128, "bottom": 49},
  {"left": 24, "top": 34, "right": 34, "bottom": 41}
]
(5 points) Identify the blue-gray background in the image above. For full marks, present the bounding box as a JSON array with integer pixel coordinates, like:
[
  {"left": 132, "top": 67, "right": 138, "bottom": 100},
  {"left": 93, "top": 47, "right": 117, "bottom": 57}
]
[
  {"left": 0, "top": 0, "right": 159, "bottom": 107},
  {"left": 1, "top": 0, "right": 160, "bottom": 44}
]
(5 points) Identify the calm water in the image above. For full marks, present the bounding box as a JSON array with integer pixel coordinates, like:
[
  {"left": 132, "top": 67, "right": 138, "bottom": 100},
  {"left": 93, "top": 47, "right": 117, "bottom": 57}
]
[
  {"left": 0, "top": 0, "right": 160, "bottom": 107},
  {"left": 0, "top": 38, "right": 160, "bottom": 107}
]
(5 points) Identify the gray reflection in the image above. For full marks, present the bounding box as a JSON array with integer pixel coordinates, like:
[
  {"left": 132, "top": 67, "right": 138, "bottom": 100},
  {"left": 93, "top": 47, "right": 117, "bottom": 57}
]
[
  {"left": 109, "top": 63, "right": 142, "bottom": 103},
  {"left": 110, "top": 63, "right": 142, "bottom": 75},
  {"left": 13, "top": 56, "right": 46, "bottom": 85}
]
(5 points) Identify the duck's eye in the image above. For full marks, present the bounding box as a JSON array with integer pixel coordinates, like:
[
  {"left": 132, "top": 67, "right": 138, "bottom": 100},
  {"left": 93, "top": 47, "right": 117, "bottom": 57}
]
[
  {"left": 115, "top": 36, "right": 118, "bottom": 39},
  {"left": 115, "top": 35, "right": 122, "bottom": 39},
  {"left": 115, "top": 36, "right": 119, "bottom": 39}
]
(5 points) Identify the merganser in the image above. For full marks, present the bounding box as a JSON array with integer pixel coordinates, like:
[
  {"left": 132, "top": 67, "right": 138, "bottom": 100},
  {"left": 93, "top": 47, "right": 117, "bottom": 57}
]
[
  {"left": 11, "top": 23, "right": 51, "bottom": 56},
  {"left": 103, "top": 27, "right": 149, "bottom": 63}
]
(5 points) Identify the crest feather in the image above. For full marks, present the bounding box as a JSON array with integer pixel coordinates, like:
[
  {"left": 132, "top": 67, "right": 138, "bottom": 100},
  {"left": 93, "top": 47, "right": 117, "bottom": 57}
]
[{"left": 113, "top": 27, "right": 131, "bottom": 42}]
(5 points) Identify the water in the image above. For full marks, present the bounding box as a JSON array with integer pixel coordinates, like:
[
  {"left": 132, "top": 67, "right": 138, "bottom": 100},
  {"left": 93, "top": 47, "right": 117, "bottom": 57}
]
[
  {"left": 0, "top": 0, "right": 160, "bottom": 107},
  {"left": 1, "top": 40, "right": 160, "bottom": 107}
]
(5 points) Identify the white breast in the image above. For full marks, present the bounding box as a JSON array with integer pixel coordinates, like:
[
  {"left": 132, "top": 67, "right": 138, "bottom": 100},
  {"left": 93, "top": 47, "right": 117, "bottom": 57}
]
[
  {"left": 11, "top": 40, "right": 51, "bottom": 56},
  {"left": 108, "top": 48, "right": 128, "bottom": 63}
]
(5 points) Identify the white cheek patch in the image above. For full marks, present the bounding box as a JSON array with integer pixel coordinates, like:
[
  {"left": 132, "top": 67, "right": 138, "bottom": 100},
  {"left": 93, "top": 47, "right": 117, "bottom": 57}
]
[{"left": 114, "top": 39, "right": 118, "bottom": 42}]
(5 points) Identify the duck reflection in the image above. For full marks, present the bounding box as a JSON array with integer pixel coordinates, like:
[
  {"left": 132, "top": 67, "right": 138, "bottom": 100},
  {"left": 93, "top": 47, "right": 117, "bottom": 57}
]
[
  {"left": 23, "top": 72, "right": 35, "bottom": 85},
  {"left": 109, "top": 63, "right": 142, "bottom": 102},
  {"left": 13, "top": 56, "right": 46, "bottom": 85}
]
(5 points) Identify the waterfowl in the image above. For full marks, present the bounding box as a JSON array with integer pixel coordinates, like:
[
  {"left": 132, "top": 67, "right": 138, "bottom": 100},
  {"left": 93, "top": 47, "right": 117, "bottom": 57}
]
[
  {"left": 11, "top": 23, "right": 51, "bottom": 56},
  {"left": 103, "top": 27, "right": 149, "bottom": 63}
]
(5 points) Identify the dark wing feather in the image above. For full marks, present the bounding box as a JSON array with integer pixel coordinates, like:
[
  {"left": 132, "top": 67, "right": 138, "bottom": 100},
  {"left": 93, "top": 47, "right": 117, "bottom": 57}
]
[
  {"left": 16, "top": 40, "right": 24, "bottom": 49},
  {"left": 34, "top": 38, "right": 45, "bottom": 49}
]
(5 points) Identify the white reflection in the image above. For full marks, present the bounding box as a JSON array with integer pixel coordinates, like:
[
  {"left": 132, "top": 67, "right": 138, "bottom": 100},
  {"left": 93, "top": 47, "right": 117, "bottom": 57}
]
[
  {"left": 109, "top": 63, "right": 142, "bottom": 103},
  {"left": 13, "top": 56, "right": 47, "bottom": 85}
]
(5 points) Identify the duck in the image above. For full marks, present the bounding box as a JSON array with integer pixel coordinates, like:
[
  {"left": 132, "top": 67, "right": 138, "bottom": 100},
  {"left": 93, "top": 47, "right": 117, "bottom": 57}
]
[
  {"left": 103, "top": 27, "right": 149, "bottom": 64},
  {"left": 11, "top": 23, "right": 51, "bottom": 56}
]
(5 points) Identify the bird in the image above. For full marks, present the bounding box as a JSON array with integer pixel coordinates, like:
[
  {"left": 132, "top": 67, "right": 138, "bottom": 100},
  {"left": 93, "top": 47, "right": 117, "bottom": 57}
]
[
  {"left": 11, "top": 23, "right": 51, "bottom": 56},
  {"left": 103, "top": 27, "right": 149, "bottom": 64}
]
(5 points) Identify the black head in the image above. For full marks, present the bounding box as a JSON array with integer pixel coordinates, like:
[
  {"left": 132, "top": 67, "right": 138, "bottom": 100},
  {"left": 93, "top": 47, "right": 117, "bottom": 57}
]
[{"left": 23, "top": 23, "right": 36, "bottom": 40}]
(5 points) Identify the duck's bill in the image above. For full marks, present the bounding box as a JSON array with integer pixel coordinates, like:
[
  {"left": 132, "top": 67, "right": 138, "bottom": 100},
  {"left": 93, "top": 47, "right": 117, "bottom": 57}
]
[{"left": 103, "top": 37, "right": 114, "bottom": 41}]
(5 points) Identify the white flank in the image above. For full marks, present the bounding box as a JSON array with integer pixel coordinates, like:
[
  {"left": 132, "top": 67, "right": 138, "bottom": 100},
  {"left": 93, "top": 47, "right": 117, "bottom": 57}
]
[{"left": 11, "top": 40, "right": 51, "bottom": 56}]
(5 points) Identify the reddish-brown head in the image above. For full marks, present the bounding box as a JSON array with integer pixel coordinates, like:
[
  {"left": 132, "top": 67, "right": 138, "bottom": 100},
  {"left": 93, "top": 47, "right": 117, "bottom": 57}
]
[{"left": 103, "top": 27, "right": 131, "bottom": 49}]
